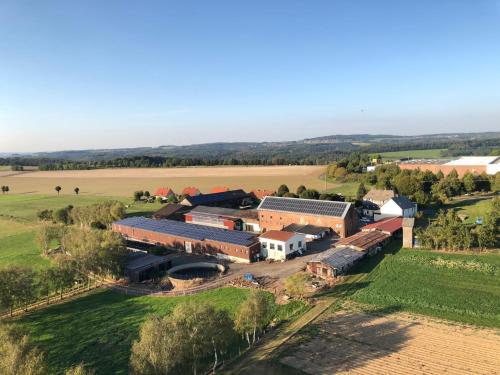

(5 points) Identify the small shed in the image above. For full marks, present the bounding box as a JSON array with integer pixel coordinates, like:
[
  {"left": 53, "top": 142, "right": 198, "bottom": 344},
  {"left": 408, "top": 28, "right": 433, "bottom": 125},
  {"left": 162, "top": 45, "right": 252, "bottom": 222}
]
[
  {"left": 126, "top": 253, "right": 170, "bottom": 282},
  {"left": 307, "top": 247, "right": 365, "bottom": 279}
]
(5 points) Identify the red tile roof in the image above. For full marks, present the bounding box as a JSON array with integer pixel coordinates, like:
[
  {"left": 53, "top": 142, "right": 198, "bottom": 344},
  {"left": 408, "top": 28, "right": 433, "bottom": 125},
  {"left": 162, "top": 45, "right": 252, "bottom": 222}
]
[
  {"left": 336, "top": 230, "right": 390, "bottom": 251},
  {"left": 251, "top": 189, "right": 276, "bottom": 200},
  {"left": 154, "top": 187, "right": 174, "bottom": 197},
  {"left": 182, "top": 187, "right": 201, "bottom": 196},
  {"left": 259, "top": 230, "right": 296, "bottom": 242},
  {"left": 361, "top": 217, "right": 403, "bottom": 235},
  {"left": 211, "top": 186, "right": 230, "bottom": 193}
]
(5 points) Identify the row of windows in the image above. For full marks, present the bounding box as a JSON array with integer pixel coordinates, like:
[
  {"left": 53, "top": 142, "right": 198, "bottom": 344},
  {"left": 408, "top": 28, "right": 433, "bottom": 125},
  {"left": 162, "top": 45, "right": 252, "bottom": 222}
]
[{"left": 261, "top": 241, "right": 302, "bottom": 251}]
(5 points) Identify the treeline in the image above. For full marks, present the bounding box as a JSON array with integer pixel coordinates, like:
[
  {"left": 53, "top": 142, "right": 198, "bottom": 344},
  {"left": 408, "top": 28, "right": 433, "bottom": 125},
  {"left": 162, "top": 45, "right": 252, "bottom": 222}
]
[{"left": 417, "top": 198, "right": 499, "bottom": 251}]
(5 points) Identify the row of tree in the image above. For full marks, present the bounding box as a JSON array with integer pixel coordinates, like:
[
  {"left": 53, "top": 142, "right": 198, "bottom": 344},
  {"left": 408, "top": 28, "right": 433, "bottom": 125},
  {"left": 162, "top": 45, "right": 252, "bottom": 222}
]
[
  {"left": 275, "top": 184, "right": 345, "bottom": 202},
  {"left": 130, "top": 290, "right": 274, "bottom": 375},
  {"left": 1, "top": 185, "right": 9, "bottom": 194},
  {"left": 417, "top": 198, "right": 499, "bottom": 251}
]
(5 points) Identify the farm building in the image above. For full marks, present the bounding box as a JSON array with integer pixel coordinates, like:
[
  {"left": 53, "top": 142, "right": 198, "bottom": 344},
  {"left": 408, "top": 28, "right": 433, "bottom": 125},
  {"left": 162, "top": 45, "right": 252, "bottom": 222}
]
[
  {"left": 336, "top": 230, "right": 391, "bottom": 254},
  {"left": 398, "top": 156, "right": 500, "bottom": 177},
  {"left": 182, "top": 187, "right": 201, "bottom": 197},
  {"left": 152, "top": 203, "right": 191, "bottom": 221},
  {"left": 185, "top": 206, "right": 260, "bottom": 232},
  {"left": 257, "top": 196, "right": 358, "bottom": 238},
  {"left": 180, "top": 189, "right": 253, "bottom": 208},
  {"left": 307, "top": 247, "right": 365, "bottom": 280},
  {"left": 380, "top": 196, "right": 417, "bottom": 218},
  {"left": 112, "top": 217, "right": 260, "bottom": 263},
  {"left": 154, "top": 187, "right": 176, "bottom": 200},
  {"left": 258, "top": 230, "right": 306, "bottom": 261},
  {"left": 251, "top": 189, "right": 276, "bottom": 200},
  {"left": 126, "top": 253, "right": 170, "bottom": 282},
  {"left": 282, "top": 223, "right": 330, "bottom": 240},
  {"left": 362, "top": 216, "right": 403, "bottom": 236},
  {"left": 363, "top": 189, "right": 395, "bottom": 207}
]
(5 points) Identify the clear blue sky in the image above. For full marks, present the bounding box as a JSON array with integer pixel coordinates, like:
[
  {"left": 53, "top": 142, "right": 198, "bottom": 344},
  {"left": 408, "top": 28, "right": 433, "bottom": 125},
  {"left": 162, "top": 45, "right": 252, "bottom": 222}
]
[{"left": 1, "top": 0, "right": 500, "bottom": 152}]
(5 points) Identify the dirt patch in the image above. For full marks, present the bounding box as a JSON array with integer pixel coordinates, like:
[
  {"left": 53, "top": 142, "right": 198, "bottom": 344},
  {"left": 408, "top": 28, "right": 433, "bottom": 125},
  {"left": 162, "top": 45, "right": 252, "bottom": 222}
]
[{"left": 281, "top": 310, "right": 500, "bottom": 374}]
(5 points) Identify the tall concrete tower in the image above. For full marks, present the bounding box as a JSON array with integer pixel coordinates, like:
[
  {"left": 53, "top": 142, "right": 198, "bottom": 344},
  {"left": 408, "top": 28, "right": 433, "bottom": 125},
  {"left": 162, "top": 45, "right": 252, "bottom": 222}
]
[{"left": 402, "top": 218, "right": 415, "bottom": 248}]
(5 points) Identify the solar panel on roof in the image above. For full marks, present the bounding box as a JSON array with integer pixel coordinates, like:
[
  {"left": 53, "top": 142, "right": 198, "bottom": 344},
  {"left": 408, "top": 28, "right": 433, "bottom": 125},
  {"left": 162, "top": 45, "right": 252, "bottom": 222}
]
[
  {"left": 258, "top": 197, "right": 350, "bottom": 218},
  {"left": 114, "top": 217, "right": 257, "bottom": 246}
]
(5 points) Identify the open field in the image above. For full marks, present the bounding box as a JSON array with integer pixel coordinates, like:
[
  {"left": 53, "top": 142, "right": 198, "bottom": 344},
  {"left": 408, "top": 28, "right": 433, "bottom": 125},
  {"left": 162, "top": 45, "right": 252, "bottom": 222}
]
[
  {"left": 0, "top": 165, "right": 326, "bottom": 196},
  {"left": 16, "top": 287, "right": 306, "bottom": 375},
  {"left": 281, "top": 309, "right": 500, "bottom": 375},
  {"left": 351, "top": 248, "right": 500, "bottom": 328},
  {"left": 446, "top": 196, "right": 495, "bottom": 224},
  {"left": 0, "top": 194, "right": 161, "bottom": 269},
  {"left": 376, "top": 148, "right": 448, "bottom": 160}
]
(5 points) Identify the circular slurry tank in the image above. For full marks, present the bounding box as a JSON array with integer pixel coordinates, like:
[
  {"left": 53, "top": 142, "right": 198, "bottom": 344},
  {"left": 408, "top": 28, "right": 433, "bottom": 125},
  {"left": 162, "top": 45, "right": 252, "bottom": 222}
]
[{"left": 167, "top": 262, "right": 226, "bottom": 290}]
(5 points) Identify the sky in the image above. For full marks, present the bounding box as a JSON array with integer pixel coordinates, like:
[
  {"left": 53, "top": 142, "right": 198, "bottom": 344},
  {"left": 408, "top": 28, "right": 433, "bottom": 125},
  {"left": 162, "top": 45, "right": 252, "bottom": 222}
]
[{"left": 1, "top": 0, "right": 500, "bottom": 152}]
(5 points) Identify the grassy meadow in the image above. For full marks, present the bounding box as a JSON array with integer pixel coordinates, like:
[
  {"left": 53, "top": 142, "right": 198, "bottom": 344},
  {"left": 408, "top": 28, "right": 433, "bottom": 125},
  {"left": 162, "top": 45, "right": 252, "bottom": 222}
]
[
  {"left": 350, "top": 248, "right": 500, "bottom": 328},
  {"left": 16, "top": 288, "right": 307, "bottom": 374},
  {"left": 0, "top": 194, "right": 162, "bottom": 270},
  {"left": 376, "top": 148, "right": 448, "bottom": 161}
]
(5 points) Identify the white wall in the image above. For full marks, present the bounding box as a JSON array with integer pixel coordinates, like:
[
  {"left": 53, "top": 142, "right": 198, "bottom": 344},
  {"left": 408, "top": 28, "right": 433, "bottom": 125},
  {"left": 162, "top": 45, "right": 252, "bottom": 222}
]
[
  {"left": 259, "top": 233, "right": 306, "bottom": 261},
  {"left": 380, "top": 200, "right": 417, "bottom": 218}
]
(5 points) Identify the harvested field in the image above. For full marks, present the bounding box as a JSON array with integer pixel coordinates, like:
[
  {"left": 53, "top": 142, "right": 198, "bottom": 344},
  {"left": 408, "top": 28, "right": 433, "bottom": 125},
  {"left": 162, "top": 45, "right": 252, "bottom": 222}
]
[
  {"left": 281, "top": 310, "right": 500, "bottom": 375},
  {"left": 0, "top": 166, "right": 328, "bottom": 196}
]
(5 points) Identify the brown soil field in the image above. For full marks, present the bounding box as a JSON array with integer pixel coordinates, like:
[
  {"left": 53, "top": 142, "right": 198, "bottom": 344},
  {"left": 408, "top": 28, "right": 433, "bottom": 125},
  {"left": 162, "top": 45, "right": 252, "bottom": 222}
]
[
  {"left": 281, "top": 310, "right": 500, "bottom": 375},
  {"left": 0, "top": 166, "right": 329, "bottom": 196}
]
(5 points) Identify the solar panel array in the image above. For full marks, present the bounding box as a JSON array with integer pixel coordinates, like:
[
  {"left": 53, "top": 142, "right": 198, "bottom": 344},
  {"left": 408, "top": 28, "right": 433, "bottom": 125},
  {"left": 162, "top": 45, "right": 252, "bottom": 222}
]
[
  {"left": 258, "top": 196, "right": 350, "bottom": 218},
  {"left": 114, "top": 217, "right": 257, "bottom": 247}
]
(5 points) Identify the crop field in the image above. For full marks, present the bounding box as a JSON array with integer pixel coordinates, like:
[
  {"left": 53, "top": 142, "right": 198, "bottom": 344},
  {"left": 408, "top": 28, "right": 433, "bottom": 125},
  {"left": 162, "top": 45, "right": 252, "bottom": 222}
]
[
  {"left": 0, "top": 194, "right": 161, "bottom": 269},
  {"left": 376, "top": 148, "right": 448, "bottom": 160},
  {"left": 351, "top": 248, "right": 500, "bottom": 328},
  {"left": 0, "top": 165, "right": 326, "bottom": 196},
  {"left": 16, "top": 288, "right": 307, "bottom": 375}
]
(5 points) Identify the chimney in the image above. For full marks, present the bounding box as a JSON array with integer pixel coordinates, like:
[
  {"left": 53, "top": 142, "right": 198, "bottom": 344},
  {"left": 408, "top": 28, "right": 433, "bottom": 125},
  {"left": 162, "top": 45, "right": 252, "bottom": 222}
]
[{"left": 402, "top": 218, "right": 415, "bottom": 248}]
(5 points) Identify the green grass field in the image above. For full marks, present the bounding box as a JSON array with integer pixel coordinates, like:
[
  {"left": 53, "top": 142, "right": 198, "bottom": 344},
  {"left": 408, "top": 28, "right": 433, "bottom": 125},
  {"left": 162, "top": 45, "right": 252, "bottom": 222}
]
[
  {"left": 16, "top": 288, "right": 307, "bottom": 374},
  {"left": 0, "top": 194, "right": 162, "bottom": 270},
  {"left": 350, "top": 248, "right": 500, "bottom": 328},
  {"left": 376, "top": 148, "right": 448, "bottom": 161},
  {"left": 445, "top": 196, "right": 494, "bottom": 224}
]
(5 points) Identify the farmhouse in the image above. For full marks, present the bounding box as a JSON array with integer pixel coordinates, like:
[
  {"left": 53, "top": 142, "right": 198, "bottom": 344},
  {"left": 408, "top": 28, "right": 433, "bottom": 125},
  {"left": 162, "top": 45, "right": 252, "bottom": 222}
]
[
  {"left": 257, "top": 196, "right": 358, "bottom": 238},
  {"left": 307, "top": 247, "right": 365, "bottom": 280},
  {"left": 154, "top": 187, "right": 176, "bottom": 200},
  {"left": 180, "top": 189, "right": 253, "bottom": 208},
  {"left": 380, "top": 196, "right": 417, "bottom": 218},
  {"left": 185, "top": 206, "right": 260, "bottom": 232},
  {"left": 258, "top": 230, "right": 306, "bottom": 261},
  {"left": 363, "top": 189, "right": 395, "bottom": 206},
  {"left": 112, "top": 217, "right": 260, "bottom": 263}
]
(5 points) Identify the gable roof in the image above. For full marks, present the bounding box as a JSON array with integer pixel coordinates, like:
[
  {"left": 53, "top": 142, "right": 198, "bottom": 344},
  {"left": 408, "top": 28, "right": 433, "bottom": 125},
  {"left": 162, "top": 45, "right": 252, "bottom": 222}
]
[
  {"left": 259, "top": 230, "right": 297, "bottom": 242},
  {"left": 257, "top": 196, "right": 351, "bottom": 219},
  {"left": 152, "top": 204, "right": 190, "bottom": 219},
  {"left": 251, "top": 189, "right": 276, "bottom": 200},
  {"left": 310, "top": 246, "right": 365, "bottom": 270},
  {"left": 361, "top": 217, "right": 403, "bottom": 235},
  {"left": 189, "top": 206, "right": 258, "bottom": 221},
  {"left": 387, "top": 196, "right": 415, "bottom": 210},
  {"left": 114, "top": 217, "right": 258, "bottom": 246},
  {"left": 336, "top": 230, "right": 390, "bottom": 251},
  {"left": 211, "top": 186, "right": 230, "bottom": 193},
  {"left": 182, "top": 189, "right": 250, "bottom": 207},
  {"left": 182, "top": 187, "right": 201, "bottom": 196},
  {"left": 283, "top": 223, "right": 330, "bottom": 236},
  {"left": 154, "top": 187, "right": 175, "bottom": 197},
  {"left": 363, "top": 189, "right": 395, "bottom": 202}
]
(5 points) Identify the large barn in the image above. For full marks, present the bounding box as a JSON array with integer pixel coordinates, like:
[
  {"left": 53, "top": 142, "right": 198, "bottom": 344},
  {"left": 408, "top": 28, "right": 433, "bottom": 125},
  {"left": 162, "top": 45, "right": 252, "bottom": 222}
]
[
  {"left": 112, "top": 217, "right": 260, "bottom": 263},
  {"left": 257, "top": 196, "right": 358, "bottom": 238}
]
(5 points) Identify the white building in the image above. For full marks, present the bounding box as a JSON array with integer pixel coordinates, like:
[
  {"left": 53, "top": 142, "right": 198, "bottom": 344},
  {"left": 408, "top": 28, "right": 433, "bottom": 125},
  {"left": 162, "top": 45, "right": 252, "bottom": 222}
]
[
  {"left": 380, "top": 196, "right": 417, "bottom": 218},
  {"left": 258, "top": 231, "right": 306, "bottom": 261}
]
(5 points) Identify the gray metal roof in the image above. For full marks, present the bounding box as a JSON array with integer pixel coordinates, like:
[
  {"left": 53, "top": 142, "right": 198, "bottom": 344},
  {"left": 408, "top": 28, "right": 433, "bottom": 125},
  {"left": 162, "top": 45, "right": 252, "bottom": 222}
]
[
  {"left": 189, "top": 206, "right": 259, "bottom": 221},
  {"left": 310, "top": 246, "right": 365, "bottom": 270},
  {"left": 114, "top": 217, "right": 258, "bottom": 247},
  {"left": 389, "top": 196, "right": 415, "bottom": 210},
  {"left": 126, "top": 253, "right": 168, "bottom": 271},
  {"left": 257, "top": 196, "right": 351, "bottom": 218},
  {"left": 283, "top": 223, "right": 330, "bottom": 236}
]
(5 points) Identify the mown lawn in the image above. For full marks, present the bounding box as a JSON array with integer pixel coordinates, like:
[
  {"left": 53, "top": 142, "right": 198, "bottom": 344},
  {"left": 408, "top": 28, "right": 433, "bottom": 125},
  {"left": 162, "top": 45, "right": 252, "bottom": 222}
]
[
  {"left": 376, "top": 148, "right": 448, "bottom": 161},
  {"left": 16, "top": 287, "right": 307, "bottom": 375},
  {"left": 445, "top": 196, "right": 494, "bottom": 224},
  {"left": 350, "top": 248, "right": 500, "bottom": 328}
]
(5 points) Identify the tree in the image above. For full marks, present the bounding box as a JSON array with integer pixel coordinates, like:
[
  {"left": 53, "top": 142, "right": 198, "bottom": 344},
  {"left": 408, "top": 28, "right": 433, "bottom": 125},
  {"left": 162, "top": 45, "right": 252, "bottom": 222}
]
[
  {"left": 144, "top": 191, "right": 150, "bottom": 198},
  {"left": 300, "top": 189, "right": 320, "bottom": 200},
  {"left": 0, "top": 267, "right": 37, "bottom": 315},
  {"left": 74, "top": 187, "right": 80, "bottom": 195},
  {"left": 235, "top": 290, "right": 273, "bottom": 347},
  {"left": 356, "top": 182, "right": 367, "bottom": 200},
  {"left": 0, "top": 323, "right": 47, "bottom": 375},
  {"left": 55, "top": 186, "right": 62, "bottom": 195},
  {"left": 476, "top": 213, "right": 497, "bottom": 249},
  {"left": 1, "top": 185, "right": 9, "bottom": 194},
  {"left": 277, "top": 184, "right": 289, "bottom": 197},
  {"left": 133, "top": 190, "right": 144, "bottom": 202},
  {"left": 462, "top": 172, "right": 476, "bottom": 193},
  {"left": 333, "top": 167, "right": 347, "bottom": 178},
  {"left": 283, "top": 192, "right": 298, "bottom": 198},
  {"left": 49, "top": 256, "right": 77, "bottom": 300},
  {"left": 53, "top": 208, "right": 71, "bottom": 225},
  {"left": 296, "top": 185, "right": 307, "bottom": 195},
  {"left": 37, "top": 209, "right": 54, "bottom": 222},
  {"left": 65, "top": 363, "right": 95, "bottom": 375},
  {"left": 284, "top": 273, "right": 311, "bottom": 299}
]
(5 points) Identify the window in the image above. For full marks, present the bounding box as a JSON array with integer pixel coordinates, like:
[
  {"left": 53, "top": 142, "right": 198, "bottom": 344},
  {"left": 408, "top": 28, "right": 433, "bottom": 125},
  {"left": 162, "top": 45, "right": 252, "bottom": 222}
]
[
  {"left": 298, "top": 241, "right": 302, "bottom": 248},
  {"left": 277, "top": 244, "right": 283, "bottom": 251},
  {"left": 289, "top": 243, "right": 294, "bottom": 250},
  {"left": 262, "top": 242, "right": 267, "bottom": 248},
  {"left": 270, "top": 243, "right": 275, "bottom": 250}
]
